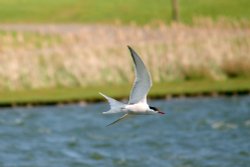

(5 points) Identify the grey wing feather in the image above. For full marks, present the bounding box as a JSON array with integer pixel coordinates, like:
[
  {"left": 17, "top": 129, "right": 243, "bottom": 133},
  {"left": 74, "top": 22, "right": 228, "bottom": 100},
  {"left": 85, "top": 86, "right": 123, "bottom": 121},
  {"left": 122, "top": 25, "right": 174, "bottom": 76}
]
[
  {"left": 106, "top": 114, "right": 130, "bottom": 126},
  {"left": 128, "top": 46, "right": 152, "bottom": 104}
]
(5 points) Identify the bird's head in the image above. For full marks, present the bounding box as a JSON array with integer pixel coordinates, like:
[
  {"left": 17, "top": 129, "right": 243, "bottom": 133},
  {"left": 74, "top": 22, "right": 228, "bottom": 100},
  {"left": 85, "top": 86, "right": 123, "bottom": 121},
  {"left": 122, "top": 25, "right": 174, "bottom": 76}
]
[{"left": 149, "top": 106, "right": 165, "bottom": 114}]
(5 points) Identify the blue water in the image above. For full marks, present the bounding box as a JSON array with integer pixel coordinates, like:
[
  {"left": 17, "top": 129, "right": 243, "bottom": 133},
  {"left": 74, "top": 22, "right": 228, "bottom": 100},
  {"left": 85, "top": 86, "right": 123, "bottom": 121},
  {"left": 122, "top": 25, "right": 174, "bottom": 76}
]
[{"left": 0, "top": 96, "right": 250, "bottom": 167}]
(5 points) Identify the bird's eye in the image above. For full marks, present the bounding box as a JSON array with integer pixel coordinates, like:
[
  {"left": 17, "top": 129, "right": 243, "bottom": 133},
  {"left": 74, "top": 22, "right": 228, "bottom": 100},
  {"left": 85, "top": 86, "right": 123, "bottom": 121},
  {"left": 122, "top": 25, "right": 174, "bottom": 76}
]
[{"left": 149, "top": 106, "right": 158, "bottom": 111}]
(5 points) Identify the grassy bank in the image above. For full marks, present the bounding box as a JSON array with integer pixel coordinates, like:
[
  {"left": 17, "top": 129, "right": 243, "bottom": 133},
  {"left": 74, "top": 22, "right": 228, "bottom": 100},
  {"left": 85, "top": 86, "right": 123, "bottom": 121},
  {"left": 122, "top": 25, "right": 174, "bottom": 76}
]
[
  {"left": 0, "top": 0, "right": 249, "bottom": 24},
  {"left": 0, "top": 78, "right": 250, "bottom": 107},
  {"left": 0, "top": 21, "right": 250, "bottom": 91}
]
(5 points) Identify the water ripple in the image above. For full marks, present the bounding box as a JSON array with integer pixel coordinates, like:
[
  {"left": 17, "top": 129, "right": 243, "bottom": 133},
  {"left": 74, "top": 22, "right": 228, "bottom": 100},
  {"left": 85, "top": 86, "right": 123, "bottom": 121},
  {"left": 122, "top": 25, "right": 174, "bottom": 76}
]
[{"left": 0, "top": 96, "right": 250, "bottom": 167}]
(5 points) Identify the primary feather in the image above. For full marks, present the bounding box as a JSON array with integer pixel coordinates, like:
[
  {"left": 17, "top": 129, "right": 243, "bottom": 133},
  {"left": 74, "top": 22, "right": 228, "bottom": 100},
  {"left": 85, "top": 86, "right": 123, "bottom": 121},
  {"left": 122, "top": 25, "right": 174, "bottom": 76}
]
[{"left": 128, "top": 46, "right": 152, "bottom": 104}]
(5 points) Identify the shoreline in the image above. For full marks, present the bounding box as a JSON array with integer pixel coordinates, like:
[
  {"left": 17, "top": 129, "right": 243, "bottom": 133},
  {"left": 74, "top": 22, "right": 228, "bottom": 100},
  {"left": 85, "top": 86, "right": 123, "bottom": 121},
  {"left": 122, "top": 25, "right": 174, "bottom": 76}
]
[
  {"left": 1, "top": 78, "right": 250, "bottom": 108},
  {"left": 0, "top": 91, "right": 249, "bottom": 108}
]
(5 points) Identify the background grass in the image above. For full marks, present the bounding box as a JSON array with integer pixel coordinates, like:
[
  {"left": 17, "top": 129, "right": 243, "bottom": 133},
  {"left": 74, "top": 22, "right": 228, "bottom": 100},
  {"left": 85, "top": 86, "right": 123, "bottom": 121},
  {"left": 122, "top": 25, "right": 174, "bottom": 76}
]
[
  {"left": 0, "top": 0, "right": 250, "bottom": 105},
  {"left": 0, "top": 0, "right": 249, "bottom": 24},
  {"left": 1, "top": 22, "right": 249, "bottom": 91},
  {"left": 1, "top": 78, "right": 250, "bottom": 106}
]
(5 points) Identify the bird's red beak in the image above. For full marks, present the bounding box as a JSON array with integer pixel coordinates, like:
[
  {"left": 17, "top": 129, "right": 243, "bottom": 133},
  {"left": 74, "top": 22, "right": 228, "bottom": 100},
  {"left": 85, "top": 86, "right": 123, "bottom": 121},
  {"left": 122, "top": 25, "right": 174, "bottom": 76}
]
[{"left": 158, "top": 111, "right": 165, "bottom": 114}]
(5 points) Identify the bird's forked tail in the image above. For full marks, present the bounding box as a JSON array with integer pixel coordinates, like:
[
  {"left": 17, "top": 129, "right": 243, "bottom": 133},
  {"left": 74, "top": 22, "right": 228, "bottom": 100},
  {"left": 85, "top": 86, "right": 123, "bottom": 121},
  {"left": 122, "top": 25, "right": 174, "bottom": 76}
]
[{"left": 99, "top": 92, "right": 125, "bottom": 114}]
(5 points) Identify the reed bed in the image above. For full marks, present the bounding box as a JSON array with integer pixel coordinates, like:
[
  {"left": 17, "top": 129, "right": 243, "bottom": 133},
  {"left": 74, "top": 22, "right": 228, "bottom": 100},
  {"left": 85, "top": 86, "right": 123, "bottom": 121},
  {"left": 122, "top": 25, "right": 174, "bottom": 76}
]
[{"left": 0, "top": 19, "right": 250, "bottom": 90}]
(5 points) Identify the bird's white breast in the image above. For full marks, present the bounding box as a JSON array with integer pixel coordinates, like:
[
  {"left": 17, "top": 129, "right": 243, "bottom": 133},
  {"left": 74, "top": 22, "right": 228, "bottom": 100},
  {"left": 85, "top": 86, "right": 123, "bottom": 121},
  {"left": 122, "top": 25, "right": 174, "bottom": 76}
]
[{"left": 124, "top": 102, "right": 151, "bottom": 114}]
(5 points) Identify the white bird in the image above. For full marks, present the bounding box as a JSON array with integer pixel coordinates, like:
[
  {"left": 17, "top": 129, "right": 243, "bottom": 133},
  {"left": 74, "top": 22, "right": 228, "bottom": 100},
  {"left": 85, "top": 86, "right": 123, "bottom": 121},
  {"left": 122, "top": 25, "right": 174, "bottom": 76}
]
[{"left": 100, "top": 46, "right": 165, "bottom": 126}]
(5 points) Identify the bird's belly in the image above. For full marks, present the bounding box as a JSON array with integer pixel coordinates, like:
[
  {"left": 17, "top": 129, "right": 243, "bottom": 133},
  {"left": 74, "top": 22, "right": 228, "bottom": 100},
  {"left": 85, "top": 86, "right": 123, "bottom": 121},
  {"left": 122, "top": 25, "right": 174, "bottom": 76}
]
[{"left": 124, "top": 103, "right": 150, "bottom": 114}]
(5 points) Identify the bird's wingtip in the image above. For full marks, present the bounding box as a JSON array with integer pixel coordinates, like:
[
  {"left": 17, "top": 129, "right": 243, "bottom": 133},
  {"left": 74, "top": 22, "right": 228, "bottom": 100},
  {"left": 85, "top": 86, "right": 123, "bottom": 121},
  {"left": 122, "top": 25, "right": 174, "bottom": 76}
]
[
  {"left": 99, "top": 92, "right": 106, "bottom": 97},
  {"left": 127, "top": 45, "right": 133, "bottom": 51}
]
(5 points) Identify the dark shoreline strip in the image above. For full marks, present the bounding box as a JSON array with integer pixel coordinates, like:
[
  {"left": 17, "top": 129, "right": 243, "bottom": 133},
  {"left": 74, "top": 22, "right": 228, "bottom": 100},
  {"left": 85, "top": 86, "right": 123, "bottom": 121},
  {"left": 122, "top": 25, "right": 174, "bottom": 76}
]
[{"left": 1, "top": 90, "right": 249, "bottom": 108}]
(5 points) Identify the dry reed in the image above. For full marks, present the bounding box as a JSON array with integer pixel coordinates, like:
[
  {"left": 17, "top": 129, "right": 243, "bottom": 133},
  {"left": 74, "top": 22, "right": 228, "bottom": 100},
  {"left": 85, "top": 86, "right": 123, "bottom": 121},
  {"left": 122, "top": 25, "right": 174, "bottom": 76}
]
[{"left": 0, "top": 19, "right": 250, "bottom": 90}]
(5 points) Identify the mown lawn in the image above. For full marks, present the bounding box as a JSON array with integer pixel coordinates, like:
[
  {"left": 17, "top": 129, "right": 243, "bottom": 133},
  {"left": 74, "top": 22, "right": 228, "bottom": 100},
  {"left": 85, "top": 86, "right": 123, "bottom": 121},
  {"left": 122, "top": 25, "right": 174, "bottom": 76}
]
[
  {"left": 0, "top": 0, "right": 249, "bottom": 24},
  {"left": 1, "top": 78, "right": 250, "bottom": 106}
]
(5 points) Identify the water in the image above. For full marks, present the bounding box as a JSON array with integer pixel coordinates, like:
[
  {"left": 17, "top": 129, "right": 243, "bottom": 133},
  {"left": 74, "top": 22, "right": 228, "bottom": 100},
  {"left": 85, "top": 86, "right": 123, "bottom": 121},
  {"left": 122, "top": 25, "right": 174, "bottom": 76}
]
[{"left": 0, "top": 96, "right": 250, "bottom": 167}]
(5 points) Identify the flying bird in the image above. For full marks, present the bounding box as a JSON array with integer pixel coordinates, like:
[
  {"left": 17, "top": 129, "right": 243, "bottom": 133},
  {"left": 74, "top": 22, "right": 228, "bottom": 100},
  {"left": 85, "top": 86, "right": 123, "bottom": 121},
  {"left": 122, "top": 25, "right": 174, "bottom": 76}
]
[{"left": 100, "top": 46, "right": 165, "bottom": 126}]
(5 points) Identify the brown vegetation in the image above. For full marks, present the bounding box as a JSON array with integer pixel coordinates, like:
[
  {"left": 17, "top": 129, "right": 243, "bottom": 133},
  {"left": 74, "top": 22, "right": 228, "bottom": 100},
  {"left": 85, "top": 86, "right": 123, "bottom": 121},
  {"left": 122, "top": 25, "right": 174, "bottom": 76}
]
[{"left": 0, "top": 19, "right": 250, "bottom": 90}]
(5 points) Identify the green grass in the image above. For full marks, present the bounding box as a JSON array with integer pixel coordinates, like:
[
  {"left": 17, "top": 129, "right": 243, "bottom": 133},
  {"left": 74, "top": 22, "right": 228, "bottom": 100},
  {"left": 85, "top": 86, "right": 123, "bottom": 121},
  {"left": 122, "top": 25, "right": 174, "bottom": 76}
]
[
  {"left": 1, "top": 78, "right": 250, "bottom": 106},
  {"left": 0, "top": 0, "right": 249, "bottom": 24}
]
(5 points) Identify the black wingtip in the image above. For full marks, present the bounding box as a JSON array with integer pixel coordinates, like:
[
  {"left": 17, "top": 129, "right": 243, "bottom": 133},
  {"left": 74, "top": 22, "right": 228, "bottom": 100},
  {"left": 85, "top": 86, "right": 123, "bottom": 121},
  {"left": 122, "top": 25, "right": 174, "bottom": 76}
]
[
  {"left": 106, "top": 124, "right": 111, "bottom": 127},
  {"left": 127, "top": 45, "right": 133, "bottom": 51},
  {"left": 106, "top": 121, "right": 116, "bottom": 127},
  {"left": 127, "top": 45, "right": 137, "bottom": 64}
]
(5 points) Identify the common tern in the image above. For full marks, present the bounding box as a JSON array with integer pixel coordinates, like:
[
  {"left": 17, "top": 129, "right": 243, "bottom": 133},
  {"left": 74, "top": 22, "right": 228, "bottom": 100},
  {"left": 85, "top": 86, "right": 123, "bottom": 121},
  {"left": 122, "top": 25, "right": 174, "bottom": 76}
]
[{"left": 100, "top": 46, "right": 165, "bottom": 126}]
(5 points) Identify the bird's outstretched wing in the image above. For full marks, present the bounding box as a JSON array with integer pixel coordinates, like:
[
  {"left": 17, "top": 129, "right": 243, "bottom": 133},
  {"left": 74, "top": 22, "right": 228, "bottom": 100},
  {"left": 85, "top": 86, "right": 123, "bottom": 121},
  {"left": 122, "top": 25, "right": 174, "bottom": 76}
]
[
  {"left": 128, "top": 46, "right": 152, "bottom": 104},
  {"left": 106, "top": 114, "right": 130, "bottom": 126}
]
